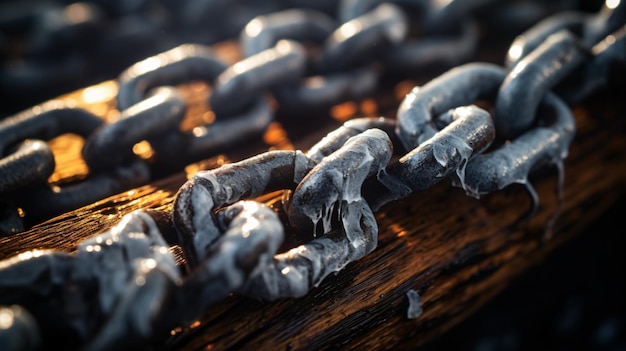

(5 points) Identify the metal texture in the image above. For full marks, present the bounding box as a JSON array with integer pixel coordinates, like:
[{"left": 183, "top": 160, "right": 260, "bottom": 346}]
[{"left": 0, "top": 0, "right": 624, "bottom": 350}]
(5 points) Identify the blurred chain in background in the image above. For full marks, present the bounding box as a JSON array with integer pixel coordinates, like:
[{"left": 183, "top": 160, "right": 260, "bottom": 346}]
[
  {"left": 0, "top": 0, "right": 336, "bottom": 117},
  {"left": 0, "top": 0, "right": 597, "bottom": 118}
]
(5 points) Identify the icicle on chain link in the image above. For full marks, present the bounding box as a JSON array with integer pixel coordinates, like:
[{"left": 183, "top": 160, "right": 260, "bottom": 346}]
[{"left": 0, "top": 1, "right": 625, "bottom": 350}]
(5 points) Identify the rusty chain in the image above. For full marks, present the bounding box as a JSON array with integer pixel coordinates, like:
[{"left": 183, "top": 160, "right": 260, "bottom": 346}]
[{"left": 0, "top": 0, "right": 625, "bottom": 349}]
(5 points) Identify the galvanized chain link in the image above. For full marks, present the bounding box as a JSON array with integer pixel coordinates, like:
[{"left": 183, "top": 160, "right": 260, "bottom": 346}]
[{"left": 0, "top": 0, "right": 625, "bottom": 350}]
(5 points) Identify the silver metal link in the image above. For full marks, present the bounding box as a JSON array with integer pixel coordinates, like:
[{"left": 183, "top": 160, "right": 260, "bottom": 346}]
[
  {"left": 16, "top": 159, "right": 150, "bottom": 223},
  {"left": 0, "top": 100, "right": 106, "bottom": 220},
  {"left": 246, "top": 128, "right": 392, "bottom": 300},
  {"left": 210, "top": 40, "right": 307, "bottom": 116},
  {"left": 240, "top": 7, "right": 382, "bottom": 112},
  {"left": 0, "top": 101, "right": 103, "bottom": 156},
  {"left": 272, "top": 64, "right": 380, "bottom": 111},
  {"left": 462, "top": 92, "right": 576, "bottom": 217},
  {"left": 496, "top": 30, "right": 586, "bottom": 140},
  {"left": 382, "top": 18, "right": 480, "bottom": 73},
  {"left": 0, "top": 140, "right": 55, "bottom": 193},
  {"left": 173, "top": 150, "right": 316, "bottom": 265},
  {"left": 319, "top": 3, "right": 408, "bottom": 72},
  {"left": 371, "top": 104, "right": 495, "bottom": 211},
  {"left": 116, "top": 44, "right": 227, "bottom": 111},
  {"left": 396, "top": 62, "right": 505, "bottom": 150},
  {"left": 505, "top": 11, "right": 588, "bottom": 68},
  {"left": 149, "top": 96, "right": 274, "bottom": 168},
  {"left": 306, "top": 116, "right": 400, "bottom": 162},
  {"left": 83, "top": 86, "right": 186, "bottom": 171},
  {"left": 240, "top": 8, "right": 337, "bottom": 58}
]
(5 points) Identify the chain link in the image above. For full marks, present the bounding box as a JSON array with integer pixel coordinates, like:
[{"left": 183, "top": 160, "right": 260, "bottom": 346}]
[{"left": 0, "top": 0, "right": 625, "bottom": 349}]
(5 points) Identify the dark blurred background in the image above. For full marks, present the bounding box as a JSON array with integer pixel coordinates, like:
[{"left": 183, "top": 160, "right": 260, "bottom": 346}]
[{"left": 419, "top": 198, "right": 626, "bottom": 351}]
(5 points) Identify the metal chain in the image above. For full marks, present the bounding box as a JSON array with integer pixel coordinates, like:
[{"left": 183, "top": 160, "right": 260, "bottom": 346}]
[{"left": 0, "top": 0, "right": 625, "bottom": 349}]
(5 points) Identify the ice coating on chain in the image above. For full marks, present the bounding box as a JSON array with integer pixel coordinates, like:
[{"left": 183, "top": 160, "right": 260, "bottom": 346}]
[
  {"left": 186, "top": 173, "right": 221, "bottom": 258},
  {"left": 208, "top": 202, "right": 284, "bottom": 288},
  {"left": 462, "top": 93, "right": 575, "bottom": 215},
  {"left": 306, "top": 168, "right": 342, "bottom": 236},
  {"left": 396, "top": 62, "right": 505, "bottom": 150},
  {"left": 240, "top": 129, "right": 391, "bottom": 300},
  {"left": 432, "top": 131, "right": 473, "bottom": 179},
  {"left": 306, "top": 117, "right": 399, "bottom": 162},
  {"left": 369, "top": 105, "right": 494, "bottom": 211},
  {"left": 85, "top": 202, "right": 286, "bottom": 349},
  {"left": 290, "top": 128, "right": 392, "bottom": 234},
  {"left": 241, "top": 227, "right": 366, "bottom": 299},
  {"left": 245, "top": 211, "right": 378, "bottom": 300},
  {"left": 0, "top": 210, "right": 181, "bottom": 347},
  {"left": 0, "top": 203, "right": 284, "bottom": 348},
  {"left": 75, "top": 210, "right": 180, "bottom": 316},
  {"left": 78, "top": 211, "right": 180, "bottom": 348},
  {"left": 177, "top": 201, "right": 285, "bottom": 315},
  {"left": 173, "top": 150, "right": 316, "bottom": 264},
  {"left": 172, "top": 134, "right": 393, "bottom": 301}
]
